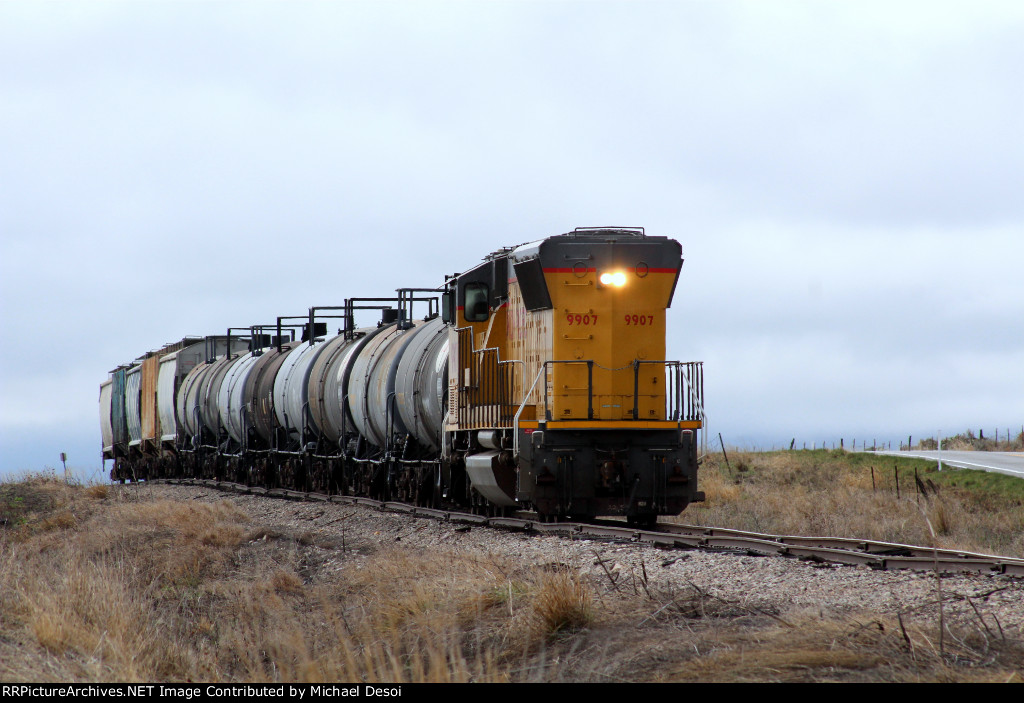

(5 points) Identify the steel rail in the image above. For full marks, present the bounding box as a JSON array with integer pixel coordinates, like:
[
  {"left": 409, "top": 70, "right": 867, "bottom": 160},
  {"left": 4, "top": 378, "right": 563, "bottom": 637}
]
[{"left": 155, "top": 479, "right": 1024, "bottom": 578}]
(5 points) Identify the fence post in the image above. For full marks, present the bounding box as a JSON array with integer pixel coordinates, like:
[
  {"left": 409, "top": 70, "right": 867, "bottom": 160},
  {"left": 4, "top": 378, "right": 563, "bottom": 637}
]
[
  {"left": 718, "top": 433, "right": 733, "bottom": 476},
  {"left": 894, "top": 464, "right": 900, "bottom": 500}
]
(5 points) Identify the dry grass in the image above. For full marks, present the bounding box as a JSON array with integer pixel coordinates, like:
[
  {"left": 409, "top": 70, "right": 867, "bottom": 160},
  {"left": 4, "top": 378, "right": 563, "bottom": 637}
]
[
  {"left": 531, "top": 569, "right": 593, "bottom": 638},
  {"left": 2, "top": 473, "right": 1022, "bottom": 683},
  {"left": 920, "top": 429, "right": 1024, "bottom": 453},
  {"left": 683, "top": 450, "right": 1024, "bottom": 557},
  {"left": 0, "top": 476, "right": 603, "bottom": 683},
  {"left": 668, "top": 611, "right": 1024, "bottom": 683}
]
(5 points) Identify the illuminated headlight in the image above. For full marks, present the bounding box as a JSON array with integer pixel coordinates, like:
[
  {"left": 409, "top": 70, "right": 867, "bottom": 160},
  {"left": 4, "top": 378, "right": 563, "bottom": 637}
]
[{"left": 599, "top": 271, "right": 627, "bottom": 287}]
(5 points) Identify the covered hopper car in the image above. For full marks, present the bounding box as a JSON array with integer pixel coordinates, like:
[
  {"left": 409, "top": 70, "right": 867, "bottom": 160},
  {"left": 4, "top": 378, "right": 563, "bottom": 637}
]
[{"left": 99, "top": 228, "right": 706, "bottom": 524}]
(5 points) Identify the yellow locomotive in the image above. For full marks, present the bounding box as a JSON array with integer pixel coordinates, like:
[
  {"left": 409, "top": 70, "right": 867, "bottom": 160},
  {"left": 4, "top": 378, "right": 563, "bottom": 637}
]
[{"left": 442, "top": 227, "right": 705, "bottom": 524}]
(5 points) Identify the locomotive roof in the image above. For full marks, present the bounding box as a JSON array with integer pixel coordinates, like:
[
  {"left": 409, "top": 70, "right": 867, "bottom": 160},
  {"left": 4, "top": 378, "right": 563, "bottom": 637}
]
[{"left": 509, "top": 227, "right": 679, "bottom": 267}]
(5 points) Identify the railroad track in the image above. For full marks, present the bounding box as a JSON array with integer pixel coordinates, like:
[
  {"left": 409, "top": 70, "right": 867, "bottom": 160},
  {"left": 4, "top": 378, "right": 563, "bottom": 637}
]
[{"left": 156, "top": 478, "right": 1024, "bottom": 579}]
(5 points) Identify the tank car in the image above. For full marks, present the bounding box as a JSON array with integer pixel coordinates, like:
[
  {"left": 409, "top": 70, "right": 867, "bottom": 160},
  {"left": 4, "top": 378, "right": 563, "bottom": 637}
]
[
  {"left": 99, "top": 227, "right": 706, "bottom": 523},
  {"left": 103, "top": 336, "right": 249, "bottom": 481}
]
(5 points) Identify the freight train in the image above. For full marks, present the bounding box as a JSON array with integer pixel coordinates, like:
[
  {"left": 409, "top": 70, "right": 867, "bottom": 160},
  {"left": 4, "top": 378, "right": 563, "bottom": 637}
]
[{"left": 98, "top": 227, "right": 706, "bottom": 524}]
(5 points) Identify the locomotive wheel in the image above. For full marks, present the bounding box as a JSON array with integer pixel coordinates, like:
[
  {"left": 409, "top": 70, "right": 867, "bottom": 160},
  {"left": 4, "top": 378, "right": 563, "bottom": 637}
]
[
  {"left": 432, "top": 466, "right": 443, "bottom": 508},
  {"left": 627, "top": 515, "right": 657, "bottom": 529},
  {"left": 474, "top": 489, "right": 490, "bottom": 516}
]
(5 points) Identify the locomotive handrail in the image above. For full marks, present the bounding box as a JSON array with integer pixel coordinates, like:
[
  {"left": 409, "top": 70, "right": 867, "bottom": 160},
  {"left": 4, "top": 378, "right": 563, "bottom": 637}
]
[
  {"left": 630, "top": 360, "right": 705, "bottom": 423},
  {"left": 452, "top": 325, "right": 520, "bottom": 428},
  {"left": 537, "top": 359, "right": 705, "bottom": 444},
  {"left": 511, "top": 360, "right": 709, "bottom": 425},
  {"left": 681, "top": 362, "right": 708, "bottom": 456},
  {"left": 513, "top": 365, "right": 548, "bottom": 459}
]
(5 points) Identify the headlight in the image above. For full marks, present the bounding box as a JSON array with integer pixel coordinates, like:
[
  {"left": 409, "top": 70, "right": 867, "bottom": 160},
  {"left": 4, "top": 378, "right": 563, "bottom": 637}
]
[{"left": 599, "top": 271, "right": 627, "bottom": 287}]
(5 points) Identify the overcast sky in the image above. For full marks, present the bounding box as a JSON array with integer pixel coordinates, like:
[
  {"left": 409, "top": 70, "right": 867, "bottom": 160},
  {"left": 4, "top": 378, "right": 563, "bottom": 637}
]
[{"left": 2, "top": 1, "right": 1022, "bottom": 479}]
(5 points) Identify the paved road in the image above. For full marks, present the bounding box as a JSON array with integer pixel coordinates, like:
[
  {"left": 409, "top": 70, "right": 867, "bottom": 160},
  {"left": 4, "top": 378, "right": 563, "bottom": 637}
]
[{"left": 869, "top": 450, "right": 1024, "bottom": 479}]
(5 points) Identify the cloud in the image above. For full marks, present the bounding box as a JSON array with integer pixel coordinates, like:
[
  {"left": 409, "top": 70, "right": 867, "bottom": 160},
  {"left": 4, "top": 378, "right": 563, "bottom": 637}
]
[{"left": 2, "top": 2, "right": 1023, "bottom": 474}]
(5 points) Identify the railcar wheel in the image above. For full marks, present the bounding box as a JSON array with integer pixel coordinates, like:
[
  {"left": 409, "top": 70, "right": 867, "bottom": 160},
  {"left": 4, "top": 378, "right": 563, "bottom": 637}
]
[
  {"left": 414, "top": 465, "right": 436, "bottom": 507},
  {"left": 627, "top": 515, "right": 657, "bottom": 529},
  {"left": 368, "top": 464, "right": 388, "bottom": 501}
]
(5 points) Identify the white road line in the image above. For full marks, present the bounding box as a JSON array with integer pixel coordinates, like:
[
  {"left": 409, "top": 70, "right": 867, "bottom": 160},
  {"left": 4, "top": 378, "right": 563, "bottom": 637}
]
[
  {"left": 871, "top": 451, "right": 1024, "bottom": 478},
  {"left": 937, "top": 460, "right": 1024, "bottom": 476}
]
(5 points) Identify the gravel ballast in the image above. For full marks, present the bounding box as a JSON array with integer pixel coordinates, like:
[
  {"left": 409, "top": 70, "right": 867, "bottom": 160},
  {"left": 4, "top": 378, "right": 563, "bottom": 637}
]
[{"left": 137, "top": 482, "right": 1024, "bottom": 634}]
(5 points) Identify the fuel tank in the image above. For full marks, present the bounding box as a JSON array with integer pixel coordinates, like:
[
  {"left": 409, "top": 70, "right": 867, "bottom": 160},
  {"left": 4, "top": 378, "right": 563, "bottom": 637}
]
[
  {"left": 272, "top": 337, "right": 336, "bottom": 442},
  {"left": 198, "top": 355, "right": 237, "bottom": 437},
  {"left": 245, "top": 341, "right": 301, "bottom": 444},
  {"left": 305, "top": 329, "right": 377, "bottom": 446},
  {"left": 346, "top": 323, "right": 409, "bottom": 448},
  {"left": 393, "top": 317, "right": 448, "bottom": 451},
  {"left": 219, "top": 351, "right": 262, "bottom": 445},
  {"left": 176, "top": 361, "right": 216, "bottom": 440}
]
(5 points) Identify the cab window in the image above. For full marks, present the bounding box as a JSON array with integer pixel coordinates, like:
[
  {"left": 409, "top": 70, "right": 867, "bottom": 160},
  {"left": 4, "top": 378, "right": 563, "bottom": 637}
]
[{"left": 464, "top": 282, "right": 489, "bottom": 322}]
